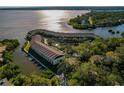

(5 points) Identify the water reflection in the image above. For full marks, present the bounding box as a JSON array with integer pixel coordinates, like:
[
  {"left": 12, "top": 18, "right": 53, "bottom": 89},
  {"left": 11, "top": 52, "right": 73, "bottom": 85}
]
[
  {"left": 37, "top": 10, "right": 89, "bottom": 32},
  {"left": 39, "top": 10, "right": 66, "bottom": 31}
]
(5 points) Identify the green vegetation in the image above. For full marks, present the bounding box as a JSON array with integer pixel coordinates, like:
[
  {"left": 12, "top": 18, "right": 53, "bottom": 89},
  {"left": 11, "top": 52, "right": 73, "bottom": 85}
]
[
  {"left": 23, "top": 41, "right": 30, "bottom": 53},
  {"left": 2, "top": 51, "right": 13, "bottom": 64},
  {"left": 121, "top": 32, "right": 124, "bottom": 38},
  {"left": 0, "top": 63, "right": 21, "bottom": 80},
  {"left": 1, "top": 33, "right": 124, "bottom": 86},
  {"left": 1, "top": 39, "right": 19, "bottom": 65},
  {"left": 68, "top": 12, "right": 124, "bottom": 30},
  {"left": 0, "top": 39, "right": 60, "bottom": 86},
  {"left": 57, "top": 34, "right": 124, "bottom": 85},
  {"left": 2, "top": 39, "right": 19, "bottom": 51},
  {"left": 9, "top": 71, "right": 60, "bottom": 86}
]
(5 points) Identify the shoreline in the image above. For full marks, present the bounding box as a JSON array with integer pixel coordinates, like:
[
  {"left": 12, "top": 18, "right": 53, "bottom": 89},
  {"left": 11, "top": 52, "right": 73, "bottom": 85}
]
[{"left": 68, "top": 11, "right": 124, "bottom": 30}]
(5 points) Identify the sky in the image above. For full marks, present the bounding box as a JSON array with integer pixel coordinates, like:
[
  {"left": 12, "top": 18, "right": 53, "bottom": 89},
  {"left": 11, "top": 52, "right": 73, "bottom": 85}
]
[{"left": 0, "top": 0, "right": 124, "bottom": 6}]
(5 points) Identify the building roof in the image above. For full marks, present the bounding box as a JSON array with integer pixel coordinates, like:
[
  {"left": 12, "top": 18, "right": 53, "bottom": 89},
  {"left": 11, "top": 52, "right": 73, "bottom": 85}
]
[{"left": 30, "top": 36, "right": 64, "bottom": 61}]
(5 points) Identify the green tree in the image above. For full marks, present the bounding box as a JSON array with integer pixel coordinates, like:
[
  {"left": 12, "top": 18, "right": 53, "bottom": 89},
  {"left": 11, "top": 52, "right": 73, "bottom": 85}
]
[
  {"left": 68, "top": 79, "right": 78, "bottom": 86},
  {"left": 106, "top": 38, "right": 120, "bottom": 51},
  {"left": 71, "top": 63, "right": 98, "bottom": 86},
  {"left": 3, "top": 51, "right": 13, "bottom": 64},
  {"left": 91, "top": 41, "right": 107, "bottom": 55},
  {"left": 9, "top": 74, "right": 31, "bottom": 86},
  {"left": 0, "top": 63, "right": 21, "bottom": 80},
  {"left": 121, "top": 32, "right": 124, "bottom": 38},
  {"left": 50, "top": 76, "right": 60, "bottom": 86},
  {"left": 29, "top": 74, "right": 50, "bottom": 86},
  {"left": 106, "top": 73, "right": 123, "bottom": 85},
  {"left": 2, "top": 39, "right": 19, "bottom": 51}
]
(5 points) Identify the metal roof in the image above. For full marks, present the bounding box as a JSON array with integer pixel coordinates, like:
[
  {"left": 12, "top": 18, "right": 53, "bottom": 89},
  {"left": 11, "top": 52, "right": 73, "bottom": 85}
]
[{"left": 30, "top": 36, "right": 64, "bottom": 61}]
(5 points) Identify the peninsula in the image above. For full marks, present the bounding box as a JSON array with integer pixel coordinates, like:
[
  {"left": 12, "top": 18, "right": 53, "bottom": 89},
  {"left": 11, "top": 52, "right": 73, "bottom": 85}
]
[{"left": 68, "top": 12, "right": 124, "bottom": 30}]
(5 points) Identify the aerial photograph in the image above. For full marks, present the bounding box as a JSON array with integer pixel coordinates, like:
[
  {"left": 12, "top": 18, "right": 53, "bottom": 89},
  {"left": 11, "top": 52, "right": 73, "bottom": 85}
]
[{"left": 0, "top": 6, "right": 124, "bottom": 86}]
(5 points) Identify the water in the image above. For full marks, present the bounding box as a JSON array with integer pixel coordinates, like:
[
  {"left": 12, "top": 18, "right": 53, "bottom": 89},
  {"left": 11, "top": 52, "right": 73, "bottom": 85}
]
[{"left": 0, "top": 10, "right": 124, "bottom": 74}]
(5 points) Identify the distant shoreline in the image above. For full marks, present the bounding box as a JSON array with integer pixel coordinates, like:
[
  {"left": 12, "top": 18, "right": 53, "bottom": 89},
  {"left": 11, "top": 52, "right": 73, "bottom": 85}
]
[
  {"left": 68, "top": 11, "right": 124, "bottom": 30},
  {"left": 0, "top": 6, "right": 124, "bottom": 10}
]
